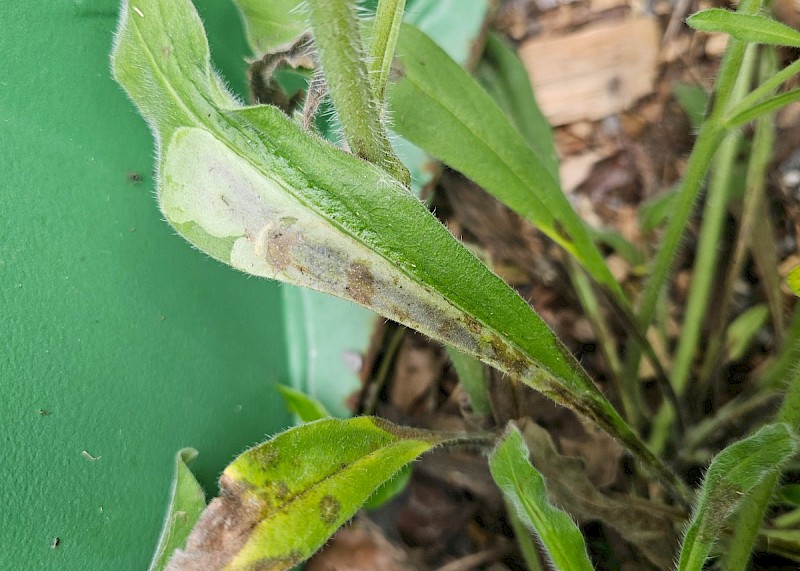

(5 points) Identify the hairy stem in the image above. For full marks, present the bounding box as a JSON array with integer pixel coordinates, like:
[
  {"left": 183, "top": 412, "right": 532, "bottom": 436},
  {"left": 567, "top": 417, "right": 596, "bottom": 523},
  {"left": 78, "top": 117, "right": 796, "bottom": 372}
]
[{"left": 307, "top": 0, "right": 409, "bottom": 184}]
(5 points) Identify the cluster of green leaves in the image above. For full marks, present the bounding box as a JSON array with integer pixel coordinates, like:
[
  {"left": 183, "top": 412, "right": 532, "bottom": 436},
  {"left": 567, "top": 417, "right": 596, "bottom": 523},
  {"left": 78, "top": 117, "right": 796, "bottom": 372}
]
[{"left": 111, "top": 0, "right": 800, "bottom": 568}]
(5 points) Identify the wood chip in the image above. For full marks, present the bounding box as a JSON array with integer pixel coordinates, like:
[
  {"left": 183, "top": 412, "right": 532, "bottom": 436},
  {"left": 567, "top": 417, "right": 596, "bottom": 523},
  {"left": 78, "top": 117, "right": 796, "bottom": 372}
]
[{"left": 518, "top": 17, "right": 661, "bottom": 125}]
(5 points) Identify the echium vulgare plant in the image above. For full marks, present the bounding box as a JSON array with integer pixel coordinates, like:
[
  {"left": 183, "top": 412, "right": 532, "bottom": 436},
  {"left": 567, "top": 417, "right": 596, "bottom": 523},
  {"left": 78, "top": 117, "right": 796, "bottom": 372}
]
[{"left": 112, "top": 0, "right": 800, "bottom": 568}]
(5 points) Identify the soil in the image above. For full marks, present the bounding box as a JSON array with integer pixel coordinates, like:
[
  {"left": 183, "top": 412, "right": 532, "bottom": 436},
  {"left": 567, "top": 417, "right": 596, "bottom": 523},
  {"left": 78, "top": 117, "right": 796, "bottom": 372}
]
[{"left": 305, "top": 1, "right": 800, "bottom": 569}]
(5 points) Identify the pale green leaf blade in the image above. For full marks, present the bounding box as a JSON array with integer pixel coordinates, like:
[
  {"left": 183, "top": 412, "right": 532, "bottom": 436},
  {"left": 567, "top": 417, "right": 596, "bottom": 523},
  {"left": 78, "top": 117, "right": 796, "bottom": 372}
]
[
  {"left": 232, "top": 0, "right": 306, "bottom": 56},
  {"left": 111, "top": 0, "right": 668, "bottom": 488},
  {"left": 788, "top": 264, "right": 800, "bottom": 297},
  {"left": 149, "top": 448, "right": 206, "bottom": 571},
  {"left": 387, "top": 23, "right": 624, "bottom": 301},
  {"left": 687, "top": 9, "right": 800, "bottom": 48},
  {"left": 489, "top": 425, "right": 593, "bottom": 571},
  {"left": 725, "top": 304, "right": 768, "bottom": 362},
  {"left": 167, "top": 417, "right": 449, "bottom": 569},
  {"left": 676, "top": 423, "right": 797, "bottom": 571},
  {"left": 277, "top": 385, "right": 331, "bottom": 422}
]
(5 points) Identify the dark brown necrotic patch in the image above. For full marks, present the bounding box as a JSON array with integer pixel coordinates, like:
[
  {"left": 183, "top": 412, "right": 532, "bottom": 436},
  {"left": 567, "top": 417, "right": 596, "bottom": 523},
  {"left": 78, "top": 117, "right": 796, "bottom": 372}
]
[
  {"left": 318, "top": 495, "right": 341, "bottom": 526},
  {"left": 345, "top": 261, "right": 376, "bottom": 305}
]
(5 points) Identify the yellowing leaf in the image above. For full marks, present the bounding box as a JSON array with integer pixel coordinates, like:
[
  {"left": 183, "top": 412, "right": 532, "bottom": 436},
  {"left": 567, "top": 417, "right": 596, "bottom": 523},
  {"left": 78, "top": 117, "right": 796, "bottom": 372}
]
[
  {"left": 166, "top": 417, "right": 455, "bottom": 570},
  {"left": 787, "top": 264, "right": 800, "bottom": 297}
]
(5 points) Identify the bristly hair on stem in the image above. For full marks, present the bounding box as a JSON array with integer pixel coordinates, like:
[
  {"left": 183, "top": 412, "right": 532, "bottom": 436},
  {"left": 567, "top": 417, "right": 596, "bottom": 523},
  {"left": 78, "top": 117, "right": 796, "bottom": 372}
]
[{"left": 305, "top": 0, "right": 410, "bottom": 186}]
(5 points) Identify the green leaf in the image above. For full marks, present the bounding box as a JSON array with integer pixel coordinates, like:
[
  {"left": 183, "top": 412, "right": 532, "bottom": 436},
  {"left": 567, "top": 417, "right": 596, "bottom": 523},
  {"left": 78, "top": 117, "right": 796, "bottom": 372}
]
[
  {"left": 676, "top": 423, "right": 797, "bottom": 571},
  {"left": 673, "top": 83, "right": 710, "bottom": 130},
  {"left": 277, "top": 385, "right": 331, "bottom": 422},
  {"left": 725, "top": 304, "right": 768, "bottom": 362},
  {"left": 232, "top": 0, "right": 306, "bottom": 56},
  {"left": 489, "top": 424, "right": 593, "bottom": 571},
  {"left": 687, "top": 9, "right": 800, "bottom": 48},
  {"left": 363, "top": 463, "right": 412, "bottom": 510},
  {"left": 476, "top": 33, "right": 559, "bottom": 180},
  {"left": 788, "top": 264, "right": 800, "bottom": 297},
  {"left": 447, "top": 346, "right": 491, "bottom": 415},
  {"left": 387, "top": 24, "right": 624, "bottom": 302},
  {"left": 149, "top": 448, "right": 206, "bottom": 571},
  {"left": 727, "top": 88, "right": 800, "bottom": 128},
  {"left": 167, "top": 417, "right": 453, "bottom": 569},
  {"left": 111, "top": 0, "right": 671, "bottom": 488},
  {"left": 639, "top": 186, "right": 679, "bottom": 233}
]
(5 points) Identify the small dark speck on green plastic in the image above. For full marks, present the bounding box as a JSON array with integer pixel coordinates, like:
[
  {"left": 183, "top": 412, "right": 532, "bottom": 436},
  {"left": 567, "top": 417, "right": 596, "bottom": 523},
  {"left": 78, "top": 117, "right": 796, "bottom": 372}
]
[
  {"left": 38, "top": 408, "right": 51, "bottom": 416},
  {"left": 126, "top": 171, "right": 143, "bottom": 184},
  {"left": 51, "top": 537, "right": 60, "bottom": 549}
]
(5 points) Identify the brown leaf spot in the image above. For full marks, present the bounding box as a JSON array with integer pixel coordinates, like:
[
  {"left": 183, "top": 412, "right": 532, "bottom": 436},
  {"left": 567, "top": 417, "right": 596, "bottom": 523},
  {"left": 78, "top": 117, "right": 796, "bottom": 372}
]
[
  {"left": 167, "top": 477, "right": 262, "bottom": 571},
  {"left": 251, "top": 445, "right": 280, "bottom": 471},
  {"left": 345, "top": 262, "right": 376, "bottom": 306},
  {"left": 319, "top": 495, "right": 341, "bottom": 526}
]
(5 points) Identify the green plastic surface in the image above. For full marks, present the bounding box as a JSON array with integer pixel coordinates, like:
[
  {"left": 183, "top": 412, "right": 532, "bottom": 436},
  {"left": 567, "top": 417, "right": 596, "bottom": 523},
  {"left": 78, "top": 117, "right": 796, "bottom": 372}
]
[{"left": 0, "top": 2, "right": 291, "bottom": 568}]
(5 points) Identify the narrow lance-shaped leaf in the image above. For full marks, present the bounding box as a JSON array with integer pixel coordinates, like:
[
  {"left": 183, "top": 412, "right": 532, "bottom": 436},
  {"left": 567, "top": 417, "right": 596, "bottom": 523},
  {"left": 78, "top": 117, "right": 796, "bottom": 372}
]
[
  {"left": 489, "top": 424, "right": 593, "bottom": 571},
  {"left": 687, "top": 9, "right": 800, "bottom": 48},
  {"left": 111, "top": 0, "right": 674, "bottom": 490},
  {"left": 387, "top": 23, "right": 625, "bottom": 303},
  {"left": 166, "top": 417, "right": 460, "bottom": 570},
  {"left": 676, "top": 423, "right": 797, "bottom": 571},
  {"left": 149, "top": 448, "right": 206, "bottom": 571}
]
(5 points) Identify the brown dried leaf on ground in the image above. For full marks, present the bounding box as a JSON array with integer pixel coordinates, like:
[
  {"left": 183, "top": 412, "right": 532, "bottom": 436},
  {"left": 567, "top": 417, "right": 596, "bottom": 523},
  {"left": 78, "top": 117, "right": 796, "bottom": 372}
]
[
  {"left": 307, "top": 516, "right": 418, "bottom": 571},
  {"left": 518, "top": 17, "right": 660, "bottom": 125}
]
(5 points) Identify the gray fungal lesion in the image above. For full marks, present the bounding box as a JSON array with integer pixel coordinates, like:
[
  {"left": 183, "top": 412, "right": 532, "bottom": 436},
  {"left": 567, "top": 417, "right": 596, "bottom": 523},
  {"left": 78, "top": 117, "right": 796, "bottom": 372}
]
[{"left": 318, "top": 495, "right": 341, "bottom": 526}]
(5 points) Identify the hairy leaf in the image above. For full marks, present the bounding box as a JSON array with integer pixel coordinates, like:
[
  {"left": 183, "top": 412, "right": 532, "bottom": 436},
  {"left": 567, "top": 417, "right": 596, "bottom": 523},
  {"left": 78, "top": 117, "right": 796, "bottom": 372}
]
[
  {"left": 149, "top": 449, "right": 206, "bottom": 571},
  {"left": 166, "top": 417, "right": 453, "bottom": 569},
  {"left": 489, "top": 424, "right": 593, "bottom": 571},
  {"left": 111, "top": 0, "right": 668, "bottom": 486},
  {"left": 677, "top": 423, "right": 797, "bottom": 571},
  {"left": 687, "top": 9, "right": 800, "bottom": 47},
  {"left": 519, "top": 420, "right": 679, "bottom": 569}
]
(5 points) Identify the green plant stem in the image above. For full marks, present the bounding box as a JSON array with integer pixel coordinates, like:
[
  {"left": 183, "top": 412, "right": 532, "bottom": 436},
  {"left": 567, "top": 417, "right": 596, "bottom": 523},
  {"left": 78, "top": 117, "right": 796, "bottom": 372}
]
[
  {"left": 625, "top": 0, "right": 763, "bottom": 389},
  {"left": 698, "top": 48, "right": 779, "bottom": 388},
  {"left": 306, "top": 0, "right": 409, "bottom": 184},
  {"left": 367, "top": 0, "right": 407, "bottom": 101}
]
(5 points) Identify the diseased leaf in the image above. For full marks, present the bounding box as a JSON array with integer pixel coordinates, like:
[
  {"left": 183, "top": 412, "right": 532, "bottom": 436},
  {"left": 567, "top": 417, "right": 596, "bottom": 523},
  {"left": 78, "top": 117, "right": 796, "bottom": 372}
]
[
  {"left": 111, "top": 0, "right": 671, "bottom": 488},
  {"left": 687, "top": 9, "right": 800, "bottom": 48},
  {"left": 489, "top": 424, "right": 593, "bottom": 571},
  {"left": 149, "top": 449, "right": 206, "bottom": 571},
  {"left": 387, "top": 23, "right": 625, "bottom": 302},
  {"left": 232, "top": 0, "right": 306, "bottom": 56},
  {"left": 166, "top": 417, "right": 454, "bottom": 570},
  {"left": 677, "top": 423, "right": 797, "bottom": 571},
  {"left": 277, "top": 385, "right": 331, "bottom": 422}
]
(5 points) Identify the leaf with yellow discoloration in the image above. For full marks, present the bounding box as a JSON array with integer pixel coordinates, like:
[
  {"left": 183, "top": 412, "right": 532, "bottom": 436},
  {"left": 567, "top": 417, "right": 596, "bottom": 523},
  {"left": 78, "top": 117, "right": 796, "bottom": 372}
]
[{"left": 165, "top": 417, "right": 459, "bottom": 570}]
